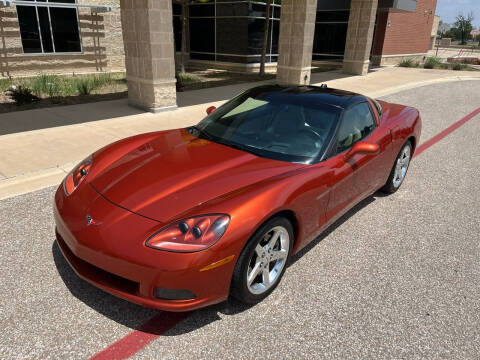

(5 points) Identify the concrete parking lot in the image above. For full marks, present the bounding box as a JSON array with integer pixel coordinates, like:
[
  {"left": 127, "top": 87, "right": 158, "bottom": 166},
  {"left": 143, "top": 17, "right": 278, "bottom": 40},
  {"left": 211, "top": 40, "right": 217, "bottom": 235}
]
[{"left": 1, "top": 80, "right": 479, "bottom": 359}]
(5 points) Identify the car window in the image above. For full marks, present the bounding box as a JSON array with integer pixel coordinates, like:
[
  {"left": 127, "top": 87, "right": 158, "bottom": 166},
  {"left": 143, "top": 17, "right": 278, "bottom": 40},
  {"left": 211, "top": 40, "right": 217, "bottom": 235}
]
[
  {"left": 195, "top": 87, "right": 341, "bottom": 163},
  {"left": 337, "top": 102, "right": 376, "bottom": 154},
  {"left": 371, "top": 98, "right": 382, "bottom": 117}
]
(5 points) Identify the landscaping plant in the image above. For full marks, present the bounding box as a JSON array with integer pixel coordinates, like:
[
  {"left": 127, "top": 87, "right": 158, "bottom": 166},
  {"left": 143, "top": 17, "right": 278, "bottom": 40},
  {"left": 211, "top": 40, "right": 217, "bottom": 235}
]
[
  {"left": 424, "top": 56, "right": 441, "bottom": 69},
  {"left": 31, "top": 74, "right": 62, "bottom": 97},
  {"left": 7, "top": 85, "right": 39, "bottom": 105},
  {"left": 399, "top": 58, "right": 416, "bottom": 68},
  {"left": 452, "top": 63, "right": 467, "bottom": 71},
  {"left": 73, "top": 77, "right": 95, "bottom": 95}
]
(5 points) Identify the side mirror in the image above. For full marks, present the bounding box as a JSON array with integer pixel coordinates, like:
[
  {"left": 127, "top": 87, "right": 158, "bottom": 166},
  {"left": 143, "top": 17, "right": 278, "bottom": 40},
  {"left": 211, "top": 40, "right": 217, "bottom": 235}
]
[
  {"left": 344, "top": 142, "right": 379, "bottom": 161},
  {"left": 206, "top": 106, "right": 216, "bottom": 115}
]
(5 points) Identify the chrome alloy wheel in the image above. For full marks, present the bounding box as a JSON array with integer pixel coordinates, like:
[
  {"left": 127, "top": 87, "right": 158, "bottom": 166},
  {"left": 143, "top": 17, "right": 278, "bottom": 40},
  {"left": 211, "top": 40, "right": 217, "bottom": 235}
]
[
  {"left": 393, "top": 144, "right": 411, "bottom": 188},
  {"left": 246, "top": 226, "right": 290, "bottom": 295}
]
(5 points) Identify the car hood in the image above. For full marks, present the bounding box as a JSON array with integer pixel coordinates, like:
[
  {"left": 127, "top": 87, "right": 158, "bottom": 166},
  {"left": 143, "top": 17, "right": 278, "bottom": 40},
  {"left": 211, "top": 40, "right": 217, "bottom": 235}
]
[{"left": 91, "top": 129, "right": 303, "bottom": 223}]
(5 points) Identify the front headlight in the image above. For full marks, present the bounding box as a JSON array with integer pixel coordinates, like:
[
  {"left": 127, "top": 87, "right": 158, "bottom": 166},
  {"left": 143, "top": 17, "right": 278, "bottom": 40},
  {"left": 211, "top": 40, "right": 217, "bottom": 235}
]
[
  {"left": 63, "top": 155, "right": 92, "bottom": 196},
  {"left": 146, "top": 214, "right": 230, "bottom": 252}
]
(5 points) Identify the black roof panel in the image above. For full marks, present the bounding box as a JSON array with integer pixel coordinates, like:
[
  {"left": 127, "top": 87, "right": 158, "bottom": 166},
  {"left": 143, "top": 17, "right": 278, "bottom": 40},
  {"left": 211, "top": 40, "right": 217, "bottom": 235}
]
[{"left": 250, "top": 85, "right": 367, "bottom": 109}]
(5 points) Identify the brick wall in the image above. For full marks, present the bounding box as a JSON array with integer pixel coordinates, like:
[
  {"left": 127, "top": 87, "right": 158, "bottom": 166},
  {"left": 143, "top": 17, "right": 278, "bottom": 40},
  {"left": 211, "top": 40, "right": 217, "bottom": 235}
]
[
  {"left": 373, "top": 0, "right": 437, "bottom": 58},
  {"left": 0, "top": 0, "right": 125, "bottom": 78}
]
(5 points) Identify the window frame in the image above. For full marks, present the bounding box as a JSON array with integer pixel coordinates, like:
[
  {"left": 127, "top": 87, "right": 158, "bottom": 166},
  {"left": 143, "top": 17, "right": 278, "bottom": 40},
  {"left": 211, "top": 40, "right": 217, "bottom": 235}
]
[
  {"left": 326, "top": 101, "right": 378, "bottom": 158},
  {"left": 369, "top": 97, "right": 383, "bottom": 119},
  {"left": 17, "top": 0, "right": 83, "bottom": 56}
]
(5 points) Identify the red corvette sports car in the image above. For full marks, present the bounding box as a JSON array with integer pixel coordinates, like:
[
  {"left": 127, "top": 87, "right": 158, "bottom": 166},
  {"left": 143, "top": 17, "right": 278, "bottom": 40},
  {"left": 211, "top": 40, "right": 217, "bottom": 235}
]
[{"left": 54, "top": 85, "right": 421, "bottom": 311}]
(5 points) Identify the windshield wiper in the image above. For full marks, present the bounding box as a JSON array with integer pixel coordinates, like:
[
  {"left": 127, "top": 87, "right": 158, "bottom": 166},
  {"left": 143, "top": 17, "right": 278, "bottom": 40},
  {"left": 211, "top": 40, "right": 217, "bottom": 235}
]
[
  {"left": 191, "top": 126, "right": 214, "bottom": 141},
  {"left": 191, "top": 126, "right": 261, "bottom": 157},
  {"left": 219, "top": 140, "right": 263, "bottom": 157}
]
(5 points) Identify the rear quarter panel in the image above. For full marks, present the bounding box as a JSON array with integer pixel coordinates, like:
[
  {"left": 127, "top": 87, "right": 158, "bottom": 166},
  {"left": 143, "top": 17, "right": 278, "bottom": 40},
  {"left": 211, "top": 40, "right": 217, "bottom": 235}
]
[{"left": 378, "top": 100, "right": 422, "bottom": 171}]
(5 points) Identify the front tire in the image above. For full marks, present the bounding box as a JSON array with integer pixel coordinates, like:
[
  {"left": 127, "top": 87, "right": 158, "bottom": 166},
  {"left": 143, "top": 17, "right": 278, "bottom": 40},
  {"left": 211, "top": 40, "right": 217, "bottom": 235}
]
[
  {"left": 230, "top": 217, "right": 293, "bottom": 304},
  {"left": 381, "top": 140, "right": 412, "bottom": 194}
]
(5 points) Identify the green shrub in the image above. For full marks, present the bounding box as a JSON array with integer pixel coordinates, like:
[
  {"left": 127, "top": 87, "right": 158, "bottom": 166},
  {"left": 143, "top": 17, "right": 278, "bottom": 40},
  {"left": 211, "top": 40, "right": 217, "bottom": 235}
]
[
  {"left": 7, "top": 85, "right": 39, "bottom": 105},
  {"left": 91, "top": 73, "right": 113, "bottom": 89},
  {"left": 452, "top": 62, "right": 467, "bottom": 71},
  {"left": 177, "top": 72, "right": 200, "bottom": 85},
  {"left": 74, "top": 77, "right": 94, "bottom": 95},
  {"left": 175, "top": 72, "right": 200, "bottom": 91},
  {"left": 399, "top": 58, "right": 415, "bottom": 68},
  {"left": 31, "top": 74, "right": 62, "bottom": 97},
  {"left": 424, "top": 56, "right": 441, "bottom": 69}
]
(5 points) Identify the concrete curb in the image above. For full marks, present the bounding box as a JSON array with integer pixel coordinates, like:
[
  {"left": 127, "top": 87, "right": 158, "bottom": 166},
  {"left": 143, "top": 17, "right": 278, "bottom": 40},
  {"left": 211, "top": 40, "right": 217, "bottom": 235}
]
[
  {"left": 1, "top": 75, "right": 480, "bottom": 201},
  {"left": 367, "top": 76, "right": 480, "bottom": 98},
  {"left": 0, "top": 167, "right": 68, "bottom": 201}
]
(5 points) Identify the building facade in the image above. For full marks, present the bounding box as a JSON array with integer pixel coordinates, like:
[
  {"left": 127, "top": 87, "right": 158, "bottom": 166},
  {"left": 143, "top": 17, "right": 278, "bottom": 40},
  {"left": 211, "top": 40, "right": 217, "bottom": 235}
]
[
  {"left": 372, "top": 0, "right": 438, "bottom": 65},
  {"left": 0, "top": 0, "right": 124, "bottom": 77},
  {"left": 0, "top": 0, "right": 436, "bottom": 79}
]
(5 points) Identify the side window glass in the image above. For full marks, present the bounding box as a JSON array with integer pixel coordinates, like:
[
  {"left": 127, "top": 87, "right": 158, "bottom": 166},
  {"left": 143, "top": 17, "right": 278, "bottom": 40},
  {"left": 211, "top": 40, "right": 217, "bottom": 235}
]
[{"left": 337, "top": 102, "right": 376, "bottom": 153}]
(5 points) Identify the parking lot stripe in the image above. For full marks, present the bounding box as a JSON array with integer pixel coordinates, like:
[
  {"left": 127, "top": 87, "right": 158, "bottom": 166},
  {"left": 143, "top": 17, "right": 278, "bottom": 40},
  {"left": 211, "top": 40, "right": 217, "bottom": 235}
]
[
  {"left": 89, "top": 311, "right": 191, "bottom": 360},
  {"left": 414, "top": 107, "right": 480, "bottom": 158},
  {"left": 88, "top": 106, "right": 480, "bottom": 360}
]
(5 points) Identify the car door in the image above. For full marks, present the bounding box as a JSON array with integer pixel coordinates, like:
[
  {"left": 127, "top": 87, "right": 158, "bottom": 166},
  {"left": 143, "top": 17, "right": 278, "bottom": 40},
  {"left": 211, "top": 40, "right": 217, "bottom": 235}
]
[
  {"left": 324, "top": 101, "right": 391, "bottom": 224},
  {"left": 336, "top": 101, "right": 391, "bottom": 202}
]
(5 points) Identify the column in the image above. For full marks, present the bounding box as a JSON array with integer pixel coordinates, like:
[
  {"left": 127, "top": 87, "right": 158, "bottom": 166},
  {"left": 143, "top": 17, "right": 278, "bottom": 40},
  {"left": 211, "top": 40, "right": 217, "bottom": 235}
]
[
  {"left": 276, "top": 0, "right": 318, "bottom": 86},
  {"left": 343, "top": 0, "right": 378, "bottom": 76},
  {"left": 120, "top": 0, "right": 177, "bottom": 112}
]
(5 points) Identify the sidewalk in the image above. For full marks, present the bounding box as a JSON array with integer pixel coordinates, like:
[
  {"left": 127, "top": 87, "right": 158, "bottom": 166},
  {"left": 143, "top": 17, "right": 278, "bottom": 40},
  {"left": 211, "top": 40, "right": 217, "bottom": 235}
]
[{"left": 1, "top": 66, "right": 479, "bottom": 200}]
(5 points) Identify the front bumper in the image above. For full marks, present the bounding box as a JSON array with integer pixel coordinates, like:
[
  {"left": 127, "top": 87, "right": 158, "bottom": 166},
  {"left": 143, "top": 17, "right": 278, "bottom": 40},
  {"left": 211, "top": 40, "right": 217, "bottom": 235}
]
[{"left": 54, "top": 184, "right": 235, "bottom": 312}]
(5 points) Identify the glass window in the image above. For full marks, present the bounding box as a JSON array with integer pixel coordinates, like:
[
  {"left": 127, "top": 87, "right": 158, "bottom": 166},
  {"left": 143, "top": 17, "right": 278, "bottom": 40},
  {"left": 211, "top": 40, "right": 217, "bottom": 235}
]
[
  {"left": 216, "top": 2, "right": 248, "bottom": 17},
  {"left": 17, "top": 5, "right": 42, "bottom": 53},
  {"left": 189, "top": 17, "right": 215, "bottom": 57},
  {"left": 17, "top": 0, "right": 81, "bottom": 54},
  {"left": 337, "top": 102, "right": 376, "bottom": 153},
  {"left": 189, "top": 3, "right": 214, "bottom": 17},
  {"left": 313, "top": 23, "right": 348, "bottom": 59},
  {"left": 216, "top": 18, "right": 248, "bottom": 56},
  {"left": 172, "top": 3, "right": 182, "bottom": 16},
  {"left": 272, "top": 5, "right": 281, "bottom": 20},
  {"left": 316, "top": 10, "right": 349, "bottom": 22},
  {"left": 195, "top": 86, "right": 341, "bottom": 163},
  {"left": 248, "top": 18, "right": 268, "bottom": 55},
  {"left": 271, "top": 19, "right": 279, "bottom": 54}
]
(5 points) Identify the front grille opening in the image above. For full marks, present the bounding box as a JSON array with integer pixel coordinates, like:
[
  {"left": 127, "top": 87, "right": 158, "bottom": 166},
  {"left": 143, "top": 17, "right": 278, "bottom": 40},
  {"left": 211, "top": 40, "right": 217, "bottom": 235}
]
[
  {"left": 56, "top": 231, "right": 139, "bottom": 296},
  {"left": 153, "top": 287, "right": 196, "bottom": 300}
]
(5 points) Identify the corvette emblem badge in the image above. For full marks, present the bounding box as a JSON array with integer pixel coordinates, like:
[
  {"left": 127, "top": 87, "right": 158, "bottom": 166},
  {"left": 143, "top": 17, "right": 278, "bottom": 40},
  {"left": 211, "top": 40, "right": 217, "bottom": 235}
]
[{"left": 86, "top": 214, "right": 101, "bottom": 226}]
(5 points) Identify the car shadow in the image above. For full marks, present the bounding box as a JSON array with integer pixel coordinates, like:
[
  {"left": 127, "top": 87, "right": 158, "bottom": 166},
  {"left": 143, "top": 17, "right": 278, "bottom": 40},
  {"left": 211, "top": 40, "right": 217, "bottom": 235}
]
[
  {"left": 52, "top": 191, "right": 380, "bottom": 336},
  {"left": 290, "top": 193, "right": 377, "bottom": 266}
]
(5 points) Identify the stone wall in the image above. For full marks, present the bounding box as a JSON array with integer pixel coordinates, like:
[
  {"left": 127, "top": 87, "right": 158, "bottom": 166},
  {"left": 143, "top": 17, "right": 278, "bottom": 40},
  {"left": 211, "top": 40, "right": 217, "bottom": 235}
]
[
  {"left": 276, "top": 0, "right": 318, "bottom": 85},
  {"left": 343, "top": 0, "right": 378, "bottom": 75},
  {"left": 120, "top": 0, "right": 177, "bottom": 111},
  {"left": 0, "top": 0, "right": 125, "bottom": 78}
]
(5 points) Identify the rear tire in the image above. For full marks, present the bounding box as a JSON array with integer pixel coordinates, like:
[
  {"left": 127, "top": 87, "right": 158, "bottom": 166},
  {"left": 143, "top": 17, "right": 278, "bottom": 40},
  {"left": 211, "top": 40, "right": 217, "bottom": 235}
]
[
  {"left": 230, "top": 217, "right": 293, "bottom": 304},
  {"left": 381, "top": 140, "right": 412, "bottom": 194}
]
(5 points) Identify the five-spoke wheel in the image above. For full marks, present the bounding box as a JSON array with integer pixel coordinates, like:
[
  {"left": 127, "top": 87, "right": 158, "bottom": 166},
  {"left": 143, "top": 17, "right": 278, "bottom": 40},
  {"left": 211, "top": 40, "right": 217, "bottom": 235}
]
[
  {"left": 247, "top": 226, "right": 289, "bottom": 295},
  {"left": 231, "top": 217, "right": 293, "bottom": 303},
  {"left": 382, "top": 140, "right": 413, "bottom": 194}
]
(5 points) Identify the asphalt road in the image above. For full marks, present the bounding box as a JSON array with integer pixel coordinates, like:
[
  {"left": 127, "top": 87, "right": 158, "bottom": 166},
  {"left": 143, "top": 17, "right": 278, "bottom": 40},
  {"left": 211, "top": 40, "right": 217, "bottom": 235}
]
[{"left": 1, "top": 80, "right": 480, "bottom": 359}]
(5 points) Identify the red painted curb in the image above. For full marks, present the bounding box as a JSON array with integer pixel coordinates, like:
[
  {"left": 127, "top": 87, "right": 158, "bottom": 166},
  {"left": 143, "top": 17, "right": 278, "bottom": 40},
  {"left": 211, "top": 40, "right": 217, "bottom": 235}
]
[
  {"left": 414, "top": 107, "right": 480, "bottom": 158},
  {"left": 89, "top": 311, "right": 191, "bottom": 360},
  {"left": 88, "top": 106, "right": 480, "bottom": 360}
]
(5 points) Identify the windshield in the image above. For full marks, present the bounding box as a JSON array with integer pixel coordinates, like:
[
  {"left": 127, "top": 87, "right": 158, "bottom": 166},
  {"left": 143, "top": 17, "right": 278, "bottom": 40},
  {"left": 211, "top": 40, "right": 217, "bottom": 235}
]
[{"left": 194, "top": 86, "right": 341, "bottom": 163}]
